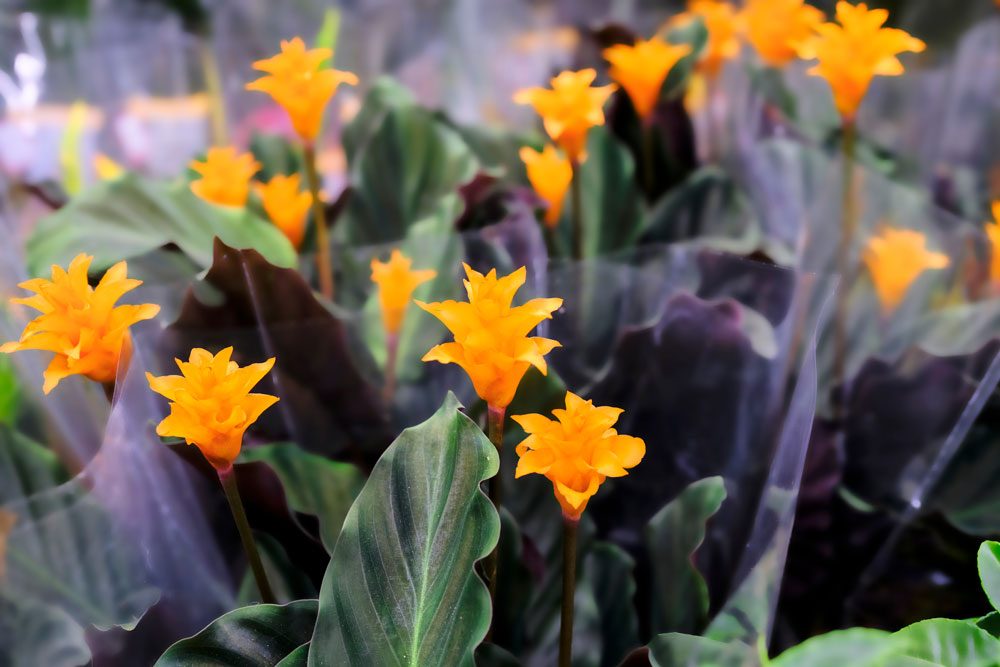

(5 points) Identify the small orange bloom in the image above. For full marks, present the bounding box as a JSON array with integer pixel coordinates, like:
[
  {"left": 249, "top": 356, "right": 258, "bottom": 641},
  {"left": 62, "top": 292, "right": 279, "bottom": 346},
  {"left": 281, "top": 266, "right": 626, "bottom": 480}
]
[
  {"left": 418, "top": 264, "right": 562, "bottom": 409},
  {"left": 370, "top": 249, "right": 437, "bottom": 335},
  {"left": 246, "top": 37, "right": 359, "bottom": 143},
  {"left": 514, "top": 392, "right": 645, "bottom": 520},
  {"left": 985, "top": 202, "right": 1000, "bottom": 284},
  {"left": 674, "top": 0, "right": 741, "bottom": 78},
  {"left": 147, "top": 347, "right": 279, "bottom": 470},
  {"left": 0, "top": 509, "right": 16, "bottom": 581},
  {"left": 93, "top": 153, "right": 124, "bottom": 181},
  {"left": 742, "top": 0, "right": 824, "bottom": 68},
  {"left": 190, "top": 147, "right": 260, "bottom": 207},
  {"left": 519, "top": 145, "right": 573, "bottom": 227},
  {"left": 603, "top": 37, "right": 692, "bottom": 119},
  {"left": 256, "top": 174, "right": 313, "bottom": 249},
  {"left": 796, "top": 1, "right": 925, "bottom": 119},
  {"left": 2, "top": 254, "right": 160, "bottom": 393},
  {"left": 862, "top": 227, "right": 949, "bottom": 312},
  {"left": 514, "top": 69, "right": 617, "bottom": 163}
]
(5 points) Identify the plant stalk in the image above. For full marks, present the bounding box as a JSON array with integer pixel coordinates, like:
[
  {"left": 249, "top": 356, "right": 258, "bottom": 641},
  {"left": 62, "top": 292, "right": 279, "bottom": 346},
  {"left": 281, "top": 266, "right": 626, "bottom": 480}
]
[
  {"left": 303, "top": 144, "right": 335, "bottom": 301},
  {"left": 485, "top": 404, "right": 506, "bottom": 607},
  {"left": 559, "top": 516, "right": 579, "bottom": 667},
  {"left": 198, "top": 36, "right": 228, "bottom": 146},
  {"left": 832, "top": 120, "right": 857, "bottom": 418},
  {"left": 218, "top": 465, "right": 276, "bottom": 604},
  {"left": 383, "top": 332, "right": 399, "bottom": 403},
  {"left": 570, "top": 159, "right": 583, "bottom": 261},
  {"left": 641, "top": 119, "right": 655, "bottom": 199}
]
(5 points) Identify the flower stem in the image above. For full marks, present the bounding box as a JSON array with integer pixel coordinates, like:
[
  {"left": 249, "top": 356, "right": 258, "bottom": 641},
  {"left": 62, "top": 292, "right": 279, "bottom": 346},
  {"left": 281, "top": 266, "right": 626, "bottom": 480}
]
[
  {"left": 198, "top": 36, "right": 228, "bottom": 146},
  {"left": 485, "top": 404, "right": 506, "bottom": 610},
  {"left": 303, "top": 143, "right": 335, "bottom": 301},
  {"left": 218, "top": 466, "right": 276, "bottom": 604},
  {"left": 570, "top": 159, "right": 583, "bottom": 261},
  {"left": 559, "top": 516, "right": 579, "bottom": 667},
  {"left": 832, "top": 119, "right": 857, "bottom": 418},
  {"left": 383, "top": 332, "right": 399, "bottom": 404},
  {"left": 641, "top": 120, "right": 655, "bottom": 199}
]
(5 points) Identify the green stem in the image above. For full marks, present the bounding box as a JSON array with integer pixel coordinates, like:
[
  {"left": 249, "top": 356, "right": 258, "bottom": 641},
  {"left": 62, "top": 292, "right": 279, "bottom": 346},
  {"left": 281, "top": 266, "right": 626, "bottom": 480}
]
[
  {"left": 832, "top": 120, "right": 857, "bottom": 419},
  {"left": 303, "top": 144, "right": 335, "bottom": 301},
  {"left": 198, "top": 36, "right": 228, "bottom": 146},
  {"left": 641, "top": 120, "right": 655, "bottom": 199},
  {"left": 485, "top": 404, "right": 505, "bottom": 614},
  {"left": 559, "top": 516, "right": 579, "bottom": 667},
  {"left": 570, "top": 159, "right": 583, "bottom": 261},
  {"left": 218, "top": 466, "right": 276, "bottom": 604},
  {"left": 383, "top": 332, "right": 399, "bottom": 404}
]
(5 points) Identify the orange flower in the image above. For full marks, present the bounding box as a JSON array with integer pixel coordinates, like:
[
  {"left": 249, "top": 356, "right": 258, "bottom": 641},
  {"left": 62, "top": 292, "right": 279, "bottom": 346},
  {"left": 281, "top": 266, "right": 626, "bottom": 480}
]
[
  {"left": 742, "top": 0, "right": 824, "bottom": 68},
  {"left": 418, "top": 264, "right": 562, "bottom": 409},
  {"left": 246, "top": 37, "right": 359, "bottom": 143},
  {"left": 514, "top": 69, "right": 617, "bottom": 163},
  {"left": 147, "top": 347, "right": 278, "bottom": 470},
  {"left": 1, "top": 254, "right": 160, "bottom": 393},
  {"left": 603, "top": 37, "right": 692, "bottom": 119},
  {"left": 256, "top": 173, "right": 313, "bottom": 248},
  {"left": 93, "top": 153, "right": 124, "bottom": 181},
  {"left": 370, "top": 249, "right": 437, "bottom": 335},
  {"left": 190, "top": 147, "right": 260, "bottom": 207},
  {"left": 519, "top": 145, "right": 573, "bottom": 227},
  {"left": 862, "top": 227, "right": 949, "bottom": 312},
  {"left": 0, "top": 509, "right": 16, "bottom": 581},
  {"left": 674, "top": 0, "right": 741, "bottom": 78},
  {"left": 796, "top": 1, "right": 925, "bottom": 119},
  {"left": 513, "top": 391, "right": 645, "bottom": 520},
  {"left": 985, "top": 202, "right": 1000, "bottom": 284}
]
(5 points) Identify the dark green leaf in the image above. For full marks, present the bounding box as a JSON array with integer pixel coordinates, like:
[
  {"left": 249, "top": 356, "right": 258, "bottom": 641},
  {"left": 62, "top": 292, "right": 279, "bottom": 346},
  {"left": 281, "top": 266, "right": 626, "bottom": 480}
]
[
  {"left": 338, "top": 106, "right": 478, "bottom": 244},
  {"left": 658, "top": 17, "right": 709, "bottom": 99},
  {"left": 0, "top": 356, "right": 19, "bottom": 426},
  {"left": 308, "top": 393, "right": 499, "bottom": 666},
  {"left": 588, "top": 542, "right": 639, "bottom": 667},
  {"left": 977, "top": 612, "right": 1000, "bottom": 638},
  {"left": 647, "top": 633, "right": 756, "bottom": 667},
  {"left": 476, "top": 643, "right": 522, "bottom": 667},
  {"left": 156, "top": 600, "right": 318, "bottom": 667},
  {"left": 238, "top": 443, "right": 364, "bottom": 554},
  {"left": 341, "top": 77, "right": 416, "bottom": 163},
  {"left": 979, "top": 541, "right": 1000, "bottom": 614},
  {"left": 236, "top": 533, "right": 318, "bottom": 606},
  {"left": 250, "top": 133, "right": 304, "bottom": 183},
  {"left": 0, "top": 592, "right": 91, "bottom": 667},
  {"left": 27, "top": 174, "right": 296, "bottom": 276},
  {"left": 645, "top": 477, "right": 726, "bottom": 634},
  {"left": 0, "top": 426, "right": 69, "bottom": 503},
  {"left": 278, "top": 643, "right": 311, "bottom": 666}
]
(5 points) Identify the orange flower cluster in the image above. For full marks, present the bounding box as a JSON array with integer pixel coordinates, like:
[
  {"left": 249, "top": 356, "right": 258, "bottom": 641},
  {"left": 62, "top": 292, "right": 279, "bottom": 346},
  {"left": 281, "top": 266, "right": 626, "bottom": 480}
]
[
  {"left": 674, "top": 0, "right": 741, "bottom": 78},
  {"left": 418, "top": 265, "right": 562, "bottom": 409},
  {"left": 862, "top": 227, "right": 949, "bottom": 312},
  {"left": 519, "top": 145, "right": 573, "bottom": 227},
  {"left": 2, "top": 254, "right": 160, "bottom": 393},
  {"left": 742, "top": 0, "right": 824, "bottom": 68},
  {"left": 256, "top": 174, "right": 313, "bottom": 249},
  {"left": 146, "top": 347, "right": 278, "bottom": 470},
  {"left": 190, "top": 147, "right": 260, "bottom": 207},
  {"left": 370, "top": 249, "right": 437, "bottom": 335},
  {"left": 603, "top": 37, "right": 691, "bottom": 119},
  {"left": 246, "top": 37, "right": 358, "bottom": 143},
  {"left": 986, "top": 202, "right": 1000, "bottom": 285},
  {"left": 514, "top": 392, "right": 645, "bottom": 519}
]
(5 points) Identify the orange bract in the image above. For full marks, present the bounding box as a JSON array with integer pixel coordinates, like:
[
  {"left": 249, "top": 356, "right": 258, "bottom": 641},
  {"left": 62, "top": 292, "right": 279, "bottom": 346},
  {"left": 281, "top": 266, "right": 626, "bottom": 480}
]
[
  {"left": 675, "top": 0, "right": 741, "bottom": 78},
  {"left": 513, "top": 392, "right": 645, "bottom": 520},
  {"left": 0, "top": 509, "right": 14, "bottom": 581},
  {"left": 370, "top": 249, "right": 437, "bottom": 335},
  {"left": 257, "top": 173, "right": 313, "bottom": 249},
  {"left": 986, "top": 202, "right": 1000, "bottom": 285},
  {"left": 418, "top": 264, "right": 562, "bottom": 409},
  {"left": 796, "top": 1, "right": 925, "bottom": 119},
  {"left": 146, "top": 347, "right": 279, "bottom": 470},
  {"left": 514, "top": 69, "right": 616, "bottom": 163},
  {"left": 246, "top": 37, "right": 358, "bottom": 143},
  {"left": 742, "top": 0, "right": 824, "bottom": 68},
  {"left": 519, "top": 145, "right": 573, "bottom": 227},
  {"left": 1, "top": 254, "right": 160, "bottom": 393},
  {"left": 190, "top": 147, "right": 260, "bottom": 207},
  {"left": 603, "top": 37, "right": 691, "bottom": 119},
  {"left": 862, "top": 227, "right": 949, "bottom": 313}
]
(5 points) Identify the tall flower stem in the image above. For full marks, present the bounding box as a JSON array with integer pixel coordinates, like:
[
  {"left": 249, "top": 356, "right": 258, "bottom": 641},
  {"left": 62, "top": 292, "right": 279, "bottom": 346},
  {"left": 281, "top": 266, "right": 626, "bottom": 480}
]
[
  {"left": 383, "top": 333, "right": 399, "bottom": 403},
  {"left": 559, "top": 516, "right": 579, "bottom": 667},
  {"left": 218, "top": 466, "right": 276, "bottom": 604},
  {"left": 570, "top": 159, "right": 584, "bottom": 260},
  {"left": 485, "top": 404, "right": 506, "bottom": 606},
  {"left": 641, "top": 121, "right": 655, "bottom": 199},
  {"left": 832, "top": 120, "right": 857, "bottom": 417},
  {"left": 198, "top": 36, "right": 229, "bottom": 146},
  {"left": 303, "top": 144, "right": 334, "bottom": 301}
]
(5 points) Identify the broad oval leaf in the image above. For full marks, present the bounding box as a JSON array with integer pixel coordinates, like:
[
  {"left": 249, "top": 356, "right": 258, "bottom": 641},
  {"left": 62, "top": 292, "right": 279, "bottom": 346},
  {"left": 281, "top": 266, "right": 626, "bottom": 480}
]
[
  {"left": 979, "top": 541, "right": 1000, "bottom": 614},
  {"left": 308, "top": 393, "right": 499, "bottom": 667},
  {"left": 0, "top": 592, "right": 91, "bottom": 667},
  {"left": 892, "top": 619, "right": 1000, "bottom": 667},
  {"left": 156, "top": 600, "right": 318, "bottom": 667},
  {"left": 26, "top": 173, "right": 296, "bottom": 276},
  {"left": 770, "top": 628, "right": 897, "bottom": 667}
]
